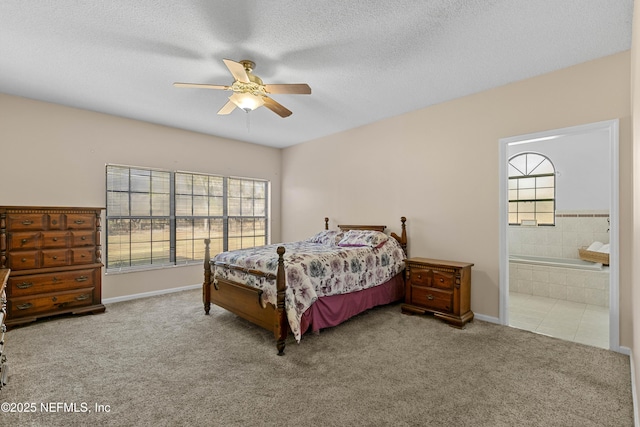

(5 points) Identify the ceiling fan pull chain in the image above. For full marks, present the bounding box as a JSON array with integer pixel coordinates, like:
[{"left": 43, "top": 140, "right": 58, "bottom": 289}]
[{"left": 246, "top": 109, "right": 251, "bottom": 132}]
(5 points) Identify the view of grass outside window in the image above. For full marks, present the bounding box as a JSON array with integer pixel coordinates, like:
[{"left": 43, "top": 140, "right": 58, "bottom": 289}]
[
  {"left": 106, "top": 165, "right": 268, "bottom": 271},
  {"left": 508, "top": 152, "right": 555, "bottom": 226}
]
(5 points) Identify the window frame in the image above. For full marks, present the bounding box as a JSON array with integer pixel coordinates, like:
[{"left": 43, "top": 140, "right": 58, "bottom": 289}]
[
  {"left": 105, "top": 164, "right": 269, "bottom": 273},
  {"left": 508, "top": 152, "right": 556, "bottom": 226}
]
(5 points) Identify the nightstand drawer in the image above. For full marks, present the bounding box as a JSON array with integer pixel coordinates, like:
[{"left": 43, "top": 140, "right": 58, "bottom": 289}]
[
  {"left": 411, "top": 286, "right": 452, "bottom": 312},
  {"left": 432, "top": 270, "right": 454, "bottom": 290},
  {"left": 409, "top": 268, "right": 431, "bottom": 287}
]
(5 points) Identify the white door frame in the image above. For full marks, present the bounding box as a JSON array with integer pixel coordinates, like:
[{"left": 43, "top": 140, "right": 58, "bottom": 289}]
[{"left": 498, "top": 119, "right": 620, "bottom": 352}]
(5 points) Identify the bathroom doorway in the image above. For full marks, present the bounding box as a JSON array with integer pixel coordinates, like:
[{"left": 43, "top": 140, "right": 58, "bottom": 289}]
[{"left": 498, "top": 120, "right": 620, "bottom": 351}]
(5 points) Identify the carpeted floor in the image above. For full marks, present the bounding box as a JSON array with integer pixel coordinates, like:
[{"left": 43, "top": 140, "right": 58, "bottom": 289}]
[{"left": 1, "top": 288, "right": 633, "bottom": 426}]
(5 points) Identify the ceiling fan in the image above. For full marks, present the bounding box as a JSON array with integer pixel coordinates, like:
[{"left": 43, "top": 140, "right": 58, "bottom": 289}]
[{"left": 173, "top": 59, "right": 311, "bottom": 118}]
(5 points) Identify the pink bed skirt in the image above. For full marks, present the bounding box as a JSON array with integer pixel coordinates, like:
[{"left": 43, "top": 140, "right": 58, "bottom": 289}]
[{"left": 299, "top": 273, "right": 405, "bottom": 335}]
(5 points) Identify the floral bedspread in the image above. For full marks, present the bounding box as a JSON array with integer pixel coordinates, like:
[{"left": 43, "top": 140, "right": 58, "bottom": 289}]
[{"left": 212, "top": 236, "right": 405, "bottom": 341}]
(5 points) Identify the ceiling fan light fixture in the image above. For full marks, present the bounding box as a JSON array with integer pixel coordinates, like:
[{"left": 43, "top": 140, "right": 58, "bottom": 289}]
[
  {"left": 230, "top": 92, "right": 265, "bottom": 112},
  {"left": 175, "top": 58, "right": 311, "bottom": 118}
]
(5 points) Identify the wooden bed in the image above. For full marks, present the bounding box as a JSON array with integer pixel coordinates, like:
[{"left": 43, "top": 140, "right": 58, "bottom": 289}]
[{"left": 202, "top": 217, "right": 407, "bottom": 355}]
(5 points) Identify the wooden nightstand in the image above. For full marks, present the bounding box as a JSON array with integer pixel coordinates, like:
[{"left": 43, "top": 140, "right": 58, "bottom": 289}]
[{"left": 401, "top": 258, "right": 474, "bottom": 328}]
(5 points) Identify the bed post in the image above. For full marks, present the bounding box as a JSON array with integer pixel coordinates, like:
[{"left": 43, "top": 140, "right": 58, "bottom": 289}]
[
  {"left": 275, "top": 246, "right": 288, "bottom": 355},
  {"left": 203, "top": 238, "right": 211, "bottom": 315},
  {"left": 391, "top": 217, "right": 408, "bottom": 257},
  {"left": 324, "top": 217, "right": 329, "bottom": 230}
]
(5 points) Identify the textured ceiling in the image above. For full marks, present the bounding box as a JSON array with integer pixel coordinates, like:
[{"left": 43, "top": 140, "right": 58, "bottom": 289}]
[{"left": 0, "top": 1, "right": 634, "bottom": 148}]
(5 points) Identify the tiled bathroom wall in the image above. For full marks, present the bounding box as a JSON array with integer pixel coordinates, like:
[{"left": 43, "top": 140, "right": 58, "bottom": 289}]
[{"left": 508, "top": 211, "right": 610, "bottom": 259}]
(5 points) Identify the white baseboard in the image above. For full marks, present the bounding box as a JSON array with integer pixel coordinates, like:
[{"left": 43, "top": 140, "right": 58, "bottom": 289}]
[
  {"left": 631, "top": 350, "right": 639, "bottom": 427},
  {"left": 618, "top": 345, "right": 632, "bottom": 356},
  {"left": 473, "top": 313, "right": 501, "bottom": 324},
  {"left": 103, "top": 283, "right": 201, "bottom": 305}
]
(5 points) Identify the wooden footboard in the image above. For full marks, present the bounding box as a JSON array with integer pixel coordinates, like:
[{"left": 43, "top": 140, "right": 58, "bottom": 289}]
[{"left": 204, "top": 240, "right": 288, "bottom": 355}]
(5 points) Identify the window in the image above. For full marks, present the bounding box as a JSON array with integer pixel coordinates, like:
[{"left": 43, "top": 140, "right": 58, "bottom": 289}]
[
  {"left": 106, "top": 165, "right": 269, "bottom": 271},
  {"left": 508, "top": 152, "right": 555, "bottom": 225}
]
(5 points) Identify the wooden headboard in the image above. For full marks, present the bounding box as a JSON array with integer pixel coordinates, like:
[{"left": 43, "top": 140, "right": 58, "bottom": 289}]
[
  {"left": 323, "top": 217, "right": 408, "bottom": 256},
  {"left": 337, "top": 224, "right": 386, "bottom": 232}
]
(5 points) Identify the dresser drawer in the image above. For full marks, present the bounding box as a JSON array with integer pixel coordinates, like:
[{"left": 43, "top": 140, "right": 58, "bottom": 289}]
[
  {"left": 7, "top": 232, "right": 40, "bottom": 250},
  {"left": 48, "top": 214, "right": 65, "bottom": 230},
  {"left": 8, "top": 269, "right": 96, "bottom": 297},
  {"left": 8, "top": 288, "right": 95, "bottom": 318},
  {"left": 7, "top": 251, "right": 39, "bottom": 270},
  {"left": 41, "top": 249, "right": 69, "bottom": 268},
  {"left": 70, "top": 230, "right": 95, "bottom": 246},
  {"left": 5, "top": 213, "right": 47, "bottom": 231},
  {"left": 71, "top": 248, "right": 95, "bottom": 264},
  {"left": 410, "top": 286, "right": 453, "bottom": 312},
  {"left": 65, "top": 214, "right": 96, "bottom": 230},
  {"left": 42, "top": 231, "right": 69, "bottom": 248}
]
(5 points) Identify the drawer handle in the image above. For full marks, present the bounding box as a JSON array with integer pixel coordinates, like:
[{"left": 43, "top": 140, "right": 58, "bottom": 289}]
[
  {"left": 75, "top": 294, "right": 90, "bottom": 301},
  {"left": 53, "top": 237, "right": 58, "bottom": 241},
  {"left": 21, "top": 238, "right": 28, "bottom": 244},
  {"left": 17, "top": 303, "right": 33, "bottom": 310},
  {"left": 439, "top": 278, "right": 444, "bottom": 282},
  {"left": 75, "top": 276, "right": 88, "bottom": 282},
  {"left": 17, "top": 282, "right": 33, "bottom": 289},
  {"left": 74, "top": 220, "right": 85, "bottom": 224},
  {"left": 81, "top": 254, "right": 86, "bottom": 258},
  {"left": 21, "top": 220, "right": 33, "bottom": 225},
  {"left": 81, "top": 236, "right": 86, "bottom": 240},
  {"left": 52, "top": 256, "right": 58, "bottom": 260},
  {"left": 21, "top": 258, "right": 27, "bottom": 262},
  {"left": 417, "top": 274, "right": 422, "bottom": 279},
  {"left": 427, "top": 294, "right": 434, "bottom": 300}
]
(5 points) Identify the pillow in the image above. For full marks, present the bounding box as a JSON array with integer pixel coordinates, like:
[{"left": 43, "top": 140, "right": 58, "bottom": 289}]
[
  {"left": 337, "top": 230, "right": 389, "bottom": 248},
  {"left": 305, "top": 230, "right": 344, "bottom": 246}
]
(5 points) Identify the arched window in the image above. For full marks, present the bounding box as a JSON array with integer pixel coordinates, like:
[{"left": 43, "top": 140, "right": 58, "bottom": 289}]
[{"left": 508, "top": 152, "right": 555, "bottom": 225}]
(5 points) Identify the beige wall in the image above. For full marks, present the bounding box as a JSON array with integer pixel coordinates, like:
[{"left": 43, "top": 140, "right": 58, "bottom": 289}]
[
  {"left": 631, "top": 0, "right": 640, "bottom": 419},
  {"left": 0, "top": 49, "right": 634, "bottom": 352},
  {"left": 282, "top": 51, "right": 632, "bottom": 346},
  {"left": 0, "top": 94, "right": 282, "bottom": 299}
]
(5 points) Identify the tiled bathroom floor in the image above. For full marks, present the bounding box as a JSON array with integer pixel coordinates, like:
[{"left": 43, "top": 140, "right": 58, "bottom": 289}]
[{"left": 508, "top": 291, "right": 609, "bottom": 349}]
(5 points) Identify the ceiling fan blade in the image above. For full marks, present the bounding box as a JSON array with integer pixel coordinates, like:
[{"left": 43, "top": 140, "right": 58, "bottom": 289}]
[
  {"left": 217, "top": 100, "right": 237, "bottom": 115},
  {"left": 263, "top": 96, "right": 292, "bottom": 118},
  {"left": 223, "top": 59, "right": 250, "bottom": 83},
  {"left": 173, "top": 82, "right": 230, "bottom": 90},
  {"left": 265, "top": 84, "right": 311, "bottom": 95}
]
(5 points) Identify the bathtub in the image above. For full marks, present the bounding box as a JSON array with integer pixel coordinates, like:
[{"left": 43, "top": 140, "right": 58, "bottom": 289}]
[
  {"left": 509, "top": 254, "right": 609, "bottom": 307},
  {"left": 509, "top": 254, "right": 605, "bottom": 271}
]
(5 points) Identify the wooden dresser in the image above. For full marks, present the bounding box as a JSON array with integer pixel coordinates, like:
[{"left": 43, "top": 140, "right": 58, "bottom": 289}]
[
  {"left": 401, "top": 257, "right": 474, "bottom": 328},
  {"left": 0, "top": 206, "right": 105, "bottom": 328},
  {"left": 0, "top": 268, "right": 8, "bottom": 390}
]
